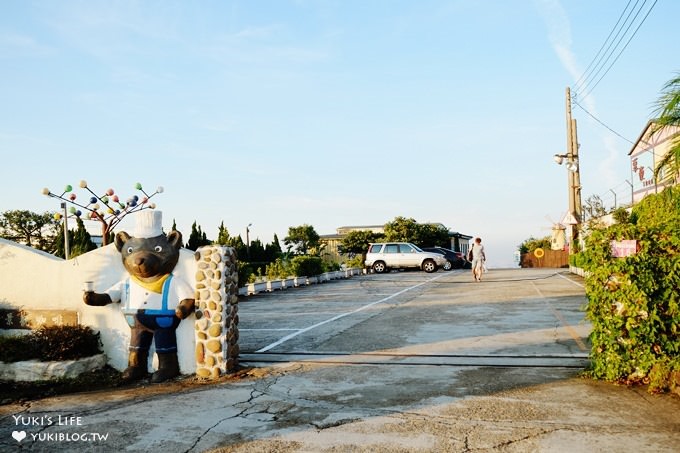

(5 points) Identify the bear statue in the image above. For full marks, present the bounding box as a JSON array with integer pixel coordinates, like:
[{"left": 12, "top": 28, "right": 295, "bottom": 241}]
[{"left": 83, "top": 211, "right": 195, "bottom": 383}]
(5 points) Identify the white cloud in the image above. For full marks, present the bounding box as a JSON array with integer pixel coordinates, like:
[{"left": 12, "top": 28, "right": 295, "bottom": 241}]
[
  {"left": 535, "top": 0, "right": 624, "bottom": 192},
  {"left": 535, "top": 0, "right": 579, "bottom": 80}
]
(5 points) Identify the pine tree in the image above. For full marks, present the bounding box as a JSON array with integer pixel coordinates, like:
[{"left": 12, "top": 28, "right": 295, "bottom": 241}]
[
  {"left": 265, "top": 234, "right": 283, "bottom": 262},
  {"left": 186, "top": 221, "right": 211, "bottom": 251},
  {"left": 216, "top": 221, "right": 230, "bottom": 245},
  {"left": 170, "top": 218, "right": 183, "bottom": 248},
  {"left": 53, "top": 217, "right": 96, "bottom": 258}
]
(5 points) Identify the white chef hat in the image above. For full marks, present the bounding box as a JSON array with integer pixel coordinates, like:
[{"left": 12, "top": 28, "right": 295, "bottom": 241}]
[{"left": 134, "top": 210, "right": 163, "bottom": 238}]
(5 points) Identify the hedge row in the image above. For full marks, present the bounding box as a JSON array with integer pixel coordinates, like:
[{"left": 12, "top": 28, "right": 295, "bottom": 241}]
[{"left": 581, "top": 186, "right": 680, "bottom": 392}]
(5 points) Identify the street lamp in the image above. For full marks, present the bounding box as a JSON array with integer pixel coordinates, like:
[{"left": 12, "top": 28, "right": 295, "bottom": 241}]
[
  {"left": 246, "top": 223, "right": 252, "bottom": 260},
  {"left": 554, "top": 153, "right": 579, "bottom": 172}
]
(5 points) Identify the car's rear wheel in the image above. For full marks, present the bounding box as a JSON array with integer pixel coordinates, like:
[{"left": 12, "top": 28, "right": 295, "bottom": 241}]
[
  {"left": 373, "top": 261, "right": 387, "bottom": 273},
  {"left": 422, "top": 259, "right": 437, "bottom": 273},
  {"left": 442, "top": 260, "right": 453, "bottom": 271}
]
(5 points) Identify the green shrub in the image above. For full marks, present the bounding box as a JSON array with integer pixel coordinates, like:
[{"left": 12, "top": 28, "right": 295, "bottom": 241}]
[
  {"left": 582, "top": 186, "right": 680, "bottom": 392},
  {"left": 518, "top": 236, "right": 550, "bottom": 254},
  {"left": 290, "top": 255, "right": 324, "bottom": 276},
  {"left": 0, "top": 334, "right": 39, "bottom": 362},
  {"left": 568, "top": 251, "right": 587, "bottom": 268},
  {"left": 322, "top": 260, "right": 341, "bottom": 272},
  {"left": 344, "top": 255, "right": 364, "bottom": 269},
  {"left": 0, "top": 325, "right": 102, "bottom": 363},
  {"left": 237, "top": 261, "right": 253, "bottom": 287},
  {"left": 265, "top": 258, "right": 292, "bottom": 280}
]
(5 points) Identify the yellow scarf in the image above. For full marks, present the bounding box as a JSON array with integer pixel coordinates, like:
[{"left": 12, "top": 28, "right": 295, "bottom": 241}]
[{"left": 131, "top": 274, "right": 171, "bottom": 294}]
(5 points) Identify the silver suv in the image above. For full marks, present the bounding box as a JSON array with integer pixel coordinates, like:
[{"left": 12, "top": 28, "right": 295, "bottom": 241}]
[{"left": 365, "top": 242, "right": 447, "bottom": 273}]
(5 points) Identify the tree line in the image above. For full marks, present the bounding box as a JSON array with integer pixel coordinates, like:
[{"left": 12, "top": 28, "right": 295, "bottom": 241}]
[{"left": 0, "top": 211, "right": 452, "bottom": 265}]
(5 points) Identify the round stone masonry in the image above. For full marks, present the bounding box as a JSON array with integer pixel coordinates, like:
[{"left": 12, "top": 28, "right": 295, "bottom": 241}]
[{"left": 193, "top": 245, "right": 239, "bottom": 379}]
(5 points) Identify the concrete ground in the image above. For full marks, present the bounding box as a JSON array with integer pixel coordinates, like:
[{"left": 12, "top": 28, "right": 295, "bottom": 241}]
[{"left": 1, "top": 268, "right": 679, "bottom": 452}]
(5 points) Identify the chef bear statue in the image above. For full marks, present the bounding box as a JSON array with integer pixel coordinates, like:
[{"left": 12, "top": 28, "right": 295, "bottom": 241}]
[{"left": 83, "top": 210, "right": 195, "bottom": 383}]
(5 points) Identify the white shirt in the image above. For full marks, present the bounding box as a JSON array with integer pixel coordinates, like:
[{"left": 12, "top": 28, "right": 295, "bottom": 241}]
[
  {"left": 106, "top": 274, "right": 193, "bottom": 313},
  {"left": 471, "top": 243, "right": 485, "bottom": 260}
]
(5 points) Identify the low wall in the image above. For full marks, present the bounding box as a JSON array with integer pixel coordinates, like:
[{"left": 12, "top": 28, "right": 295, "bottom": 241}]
[
  {"left": 0, "top": 238, "right": 235, "bottom": 376},
  {"left": 520, "top": 250, "right": 569, "bottom": 268}
]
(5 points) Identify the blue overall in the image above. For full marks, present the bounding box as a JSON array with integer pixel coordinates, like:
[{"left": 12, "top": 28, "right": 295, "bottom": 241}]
[{"left": 122, "top": 276, "right": 181, "bottom": 354}]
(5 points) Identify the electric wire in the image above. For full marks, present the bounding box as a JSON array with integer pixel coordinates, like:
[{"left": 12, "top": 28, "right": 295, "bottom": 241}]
[
  {"left": 578, "top": 0, "right": 658, "bottom": 99},
  {"left": 574, "top": 0, "right": 646, "bottom": 96},
  {"left": 572, "top": 99, "right": 635, "bottom": 145},
  {"left": 573, "top": 0, "right": 634, "bottom": 91}
]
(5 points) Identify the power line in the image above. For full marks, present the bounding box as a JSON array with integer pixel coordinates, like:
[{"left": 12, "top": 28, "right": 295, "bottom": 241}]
[
  {"left": 574, "top": 0, "right": 645, "bottom": 95},
  {"left": 579, "top": 0, "right": 658, "bottom": 99},
  {"left": 573, "top": 0, "right": 635, "bottom": 91},
  {"left": 572, "top": 99, "right": 635, "bottom": 145}
]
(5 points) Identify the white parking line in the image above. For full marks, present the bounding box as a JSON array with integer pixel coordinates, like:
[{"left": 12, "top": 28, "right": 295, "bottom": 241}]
[
  {"left": 557, "top": 272, "right": 585, "bottom": 288},
  {"left": 531, "top": 281, "right": 588, "bottom": 352},
  {"left": 240, "top": 328, "right": 300, "bottom": 331},
  {"left": 256, "top": 273, "right": 448, "bottom": 352}
]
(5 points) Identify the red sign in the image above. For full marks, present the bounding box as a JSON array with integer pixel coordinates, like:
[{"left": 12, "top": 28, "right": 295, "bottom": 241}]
[{"left": 611, "top": 240, "right": 638, "bottom": 258}]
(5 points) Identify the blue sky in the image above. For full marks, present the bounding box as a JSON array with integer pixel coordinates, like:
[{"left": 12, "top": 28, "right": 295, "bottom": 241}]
[{"left": 1, "top": 0, "right": 678, "bottom": 267}]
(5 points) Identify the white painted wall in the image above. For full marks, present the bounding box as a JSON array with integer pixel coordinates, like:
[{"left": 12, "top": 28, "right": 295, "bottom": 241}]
[{"left": 0, "top": 238, "right": 198, "bottom": 373}]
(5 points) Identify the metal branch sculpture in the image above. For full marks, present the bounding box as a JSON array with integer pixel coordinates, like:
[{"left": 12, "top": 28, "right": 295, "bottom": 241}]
[{"left": 42, "top": 181, "right": 164, "bottom": 245}]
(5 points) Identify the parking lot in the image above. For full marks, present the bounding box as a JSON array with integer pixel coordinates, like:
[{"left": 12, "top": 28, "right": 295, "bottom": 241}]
[
  {"left": 238, "top": 267, "right": 591, "bottom": 368},
  {"left": 3, "top": 267, "right": 679, "bottom": 452}
]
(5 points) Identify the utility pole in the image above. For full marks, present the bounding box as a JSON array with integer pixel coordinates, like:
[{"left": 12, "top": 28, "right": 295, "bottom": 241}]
[
  {"left": 246, "top": 223, "right": 252, "bottom": 260},
  {"left": 565, "top": 87, "right": 582, "bottom": 253},
  {"left": 61, "top": 202, "right": 70, "bottom": 259}
]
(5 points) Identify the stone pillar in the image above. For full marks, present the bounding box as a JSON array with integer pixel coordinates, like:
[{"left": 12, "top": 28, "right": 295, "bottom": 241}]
[{"left": 193, "top": 246, "right": 239, "bottom": 378}]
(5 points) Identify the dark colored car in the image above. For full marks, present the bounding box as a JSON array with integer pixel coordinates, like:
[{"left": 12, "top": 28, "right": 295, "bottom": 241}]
[{"left": 421, "top": 247, "right": 469, "bottom": 270}]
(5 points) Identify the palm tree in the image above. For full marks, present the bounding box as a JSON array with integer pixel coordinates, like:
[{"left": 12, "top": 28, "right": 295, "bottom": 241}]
[{"left": 652, "top": 73, "right": 680, "bottom": 184}]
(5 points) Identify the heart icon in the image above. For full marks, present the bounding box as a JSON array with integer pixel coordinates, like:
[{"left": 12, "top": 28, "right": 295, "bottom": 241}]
[{"left": 12, "top": 431, "right": 27, "bottom": 442}]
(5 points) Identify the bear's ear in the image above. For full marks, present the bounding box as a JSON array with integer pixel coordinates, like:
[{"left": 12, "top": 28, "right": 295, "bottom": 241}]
[
  {"left": 167, "top": 230, "right": 183, "bottom": 250},
  {"left": 114, "top": 232, "right": 131, "bottom": 252}
]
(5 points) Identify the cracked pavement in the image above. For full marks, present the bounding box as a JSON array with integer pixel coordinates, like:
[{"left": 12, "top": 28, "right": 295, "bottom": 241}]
[
  {"left": 3, "top": 364, "right": 678, "bottom": 452},
  {"left": 2, "top": 269, "right": 679, "bottom": 451}
]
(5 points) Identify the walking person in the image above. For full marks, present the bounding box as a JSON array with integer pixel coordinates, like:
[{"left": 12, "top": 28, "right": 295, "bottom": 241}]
[{"left": 469, "top": 237, "right": 486, "bottom": 282}]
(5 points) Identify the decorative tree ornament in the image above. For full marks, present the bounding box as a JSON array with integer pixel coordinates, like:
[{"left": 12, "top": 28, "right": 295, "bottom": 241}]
[
  {"left": 157, "top": 186, "right": 164, "bottom": 193},
  {"left": 69, "top": 207, "right": 76, "bottom": 214},
  {"left": 41, "top": 180, "right": 164, "bottom": 246},
  {"left": 54, "top": 213, "right": 62, "bottom": 220}
]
